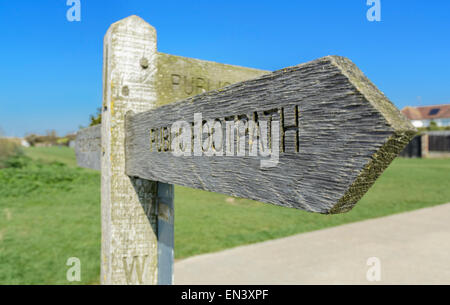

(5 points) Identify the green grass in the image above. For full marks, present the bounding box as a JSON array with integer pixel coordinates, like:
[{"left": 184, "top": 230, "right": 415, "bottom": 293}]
[
  {"left": 175, "top": 158, "right": 450, "bottom": 257},
  {"left": 0, "top": 148, "right": 100, "bottom": 284},
  {"left": 24, "top": 146, "right": 78, "bottom": 167},
  {"left": 0, "top": 147, "right": 449, "bottom": 284}
]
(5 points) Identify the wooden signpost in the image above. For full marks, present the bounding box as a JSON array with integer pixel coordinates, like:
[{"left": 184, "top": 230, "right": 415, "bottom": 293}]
[{"left": 75, "top": 15, "right": 415, "bottom": 285}]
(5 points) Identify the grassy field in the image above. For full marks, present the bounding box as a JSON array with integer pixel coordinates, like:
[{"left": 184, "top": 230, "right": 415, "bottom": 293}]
[{"left": 0, "top": 146, "right": 449, "bottom": 284}]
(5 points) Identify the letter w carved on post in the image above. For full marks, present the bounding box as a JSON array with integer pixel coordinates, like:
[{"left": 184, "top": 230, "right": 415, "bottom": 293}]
[{"left": 76, "top": 15, "right": 415, "bottom": 285}]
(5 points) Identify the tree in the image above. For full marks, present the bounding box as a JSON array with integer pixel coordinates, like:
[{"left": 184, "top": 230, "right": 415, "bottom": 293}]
[
  {"left": 89, "top": 107, "right": 102, "bottom": 126},
  {"left": 428, "top": 121, "right": 439, "bottom": 131}
]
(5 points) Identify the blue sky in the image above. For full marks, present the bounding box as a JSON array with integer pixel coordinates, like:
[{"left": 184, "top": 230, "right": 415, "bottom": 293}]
[{"left": 0, "top": 1, "right": 449, "bottom": 137}]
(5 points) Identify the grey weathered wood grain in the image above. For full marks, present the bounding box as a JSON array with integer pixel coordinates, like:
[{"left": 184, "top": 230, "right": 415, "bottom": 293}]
[
  {"left": 75, "top": 125, "right": 101, "bottom": 170},
  {"left": 125, "top": 55, "right": 416, "bottom": 214}
]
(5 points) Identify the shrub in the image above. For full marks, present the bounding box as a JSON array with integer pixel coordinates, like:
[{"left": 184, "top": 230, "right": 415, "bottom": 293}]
[
  {"left": 24, "top": 131, "right": 75, "bottom": 147},
  {"left": 89, "top": 107, "right": 102, "bottom": 126},
  {"left": 0, "top": 138, "right": 23, "bottom": 168}
]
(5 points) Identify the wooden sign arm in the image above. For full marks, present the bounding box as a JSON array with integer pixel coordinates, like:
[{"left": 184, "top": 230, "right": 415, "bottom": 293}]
[{"left": 124, "top": 55, "right": 416, "bottom": 214}]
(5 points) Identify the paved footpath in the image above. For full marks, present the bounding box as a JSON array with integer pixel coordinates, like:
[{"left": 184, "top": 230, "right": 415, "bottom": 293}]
[{"left": 175, "top": 203, "right": 450, "bottom": 284}]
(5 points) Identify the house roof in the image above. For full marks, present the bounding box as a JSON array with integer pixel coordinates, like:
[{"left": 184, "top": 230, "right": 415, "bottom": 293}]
[{"left": 401, "top": 104, "right": 450, "bottom": 120}]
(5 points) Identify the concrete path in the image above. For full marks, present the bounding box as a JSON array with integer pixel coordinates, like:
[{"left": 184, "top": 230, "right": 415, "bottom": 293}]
[{"left": 175, "top": 203, "right": 450, "bottom": 284}]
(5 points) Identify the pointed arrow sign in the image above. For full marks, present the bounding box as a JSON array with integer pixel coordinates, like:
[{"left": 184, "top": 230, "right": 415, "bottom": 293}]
[{"left": 122, "top": 56, "right": 415, "bottom": 214}]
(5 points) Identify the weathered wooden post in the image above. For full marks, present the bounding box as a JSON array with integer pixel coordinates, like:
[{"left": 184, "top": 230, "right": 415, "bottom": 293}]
[
  {"left": 76, "top": 15, "right": 415, "bottom": 285},
  {"left": 101, "top": 16, "right": 164, "bottom": 285}
]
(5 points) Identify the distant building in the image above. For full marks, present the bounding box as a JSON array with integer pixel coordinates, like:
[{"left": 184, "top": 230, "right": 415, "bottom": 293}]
[
  {"left": 21, "top": 139, "right": 30, "bottom": 147},
  {"left": 401, "top": 104, "right": 450, "bottom": 128}
]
